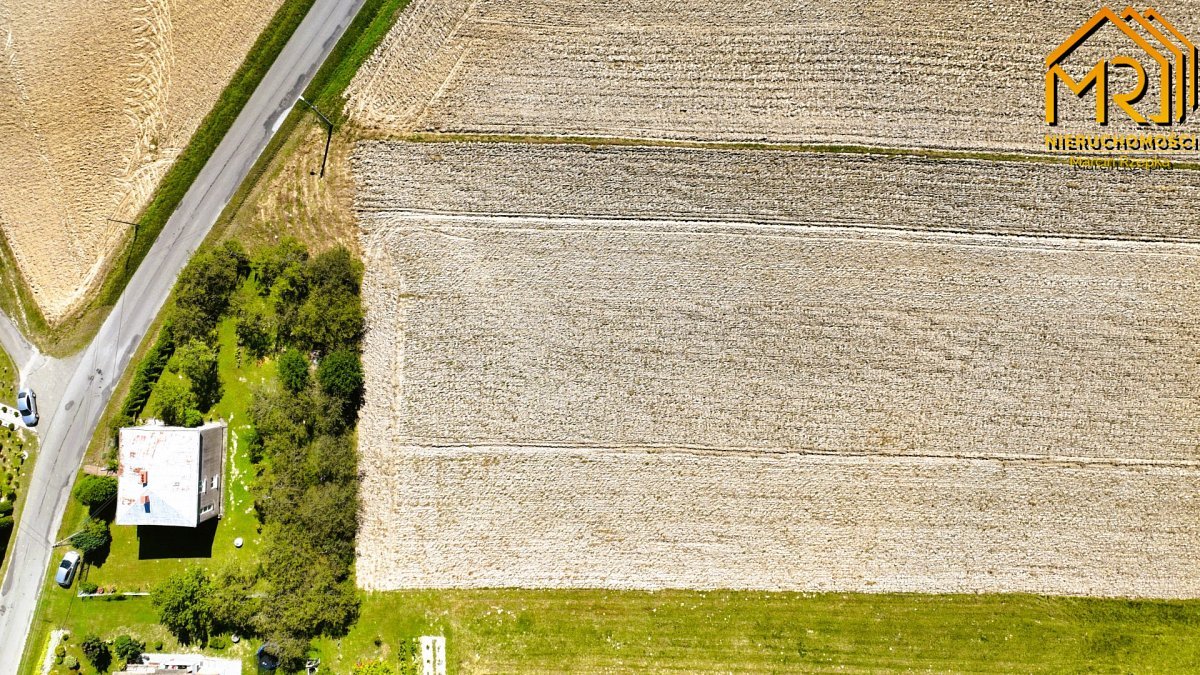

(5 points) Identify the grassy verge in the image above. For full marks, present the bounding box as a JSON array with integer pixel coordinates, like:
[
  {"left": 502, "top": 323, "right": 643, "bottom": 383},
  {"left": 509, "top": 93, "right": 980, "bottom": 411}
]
[
  {"left": 310, "top": 590, "right": 1200, "bottom": 673},
  {"left": 0, "top": 430, "right": 36, "bottom": 584}
]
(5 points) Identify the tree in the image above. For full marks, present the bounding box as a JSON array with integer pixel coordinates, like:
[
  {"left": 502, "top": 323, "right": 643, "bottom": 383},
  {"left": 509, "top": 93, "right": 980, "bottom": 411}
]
[
  {"left": 277, "top": 349, "right": 309, "bottom": 394},
  {"left": 293, "top": 287, "right": 363, "bottom": 355},
  {"left": 317, "top": 350, "right": 364, "bottom": 413},
  {"left": 80, "top": 634, "right": 111, "bottom": 671},
  {"left": 209, "top": 565, "right": 261, "bottom": 635},
  {"left": 73, "top": 475, "right": 118, "bottom": 512},
  {"left": 305, "top": 246, "right": 361, "bottom": 297},
  {"left": 113, "top": 634, "right": 145, "bottom": 662},
  {"left": 171, "top": 244, "right": 248, "bottom": 344},
  {"left": 70, "top": 518, "right": 111, "bottom": 558},
  {"left": 235, "top": 303, "right": 275, "bottom": 359},
  {"left": 252, "top": 237, "right": 308, "bottom": 293},
  {"left": 174, "top": 340, "right": 222, "bottom": 411},
  {"left": 152, "top": 567, "right": 214, "bottom": 645},
  {"left": 156, "top": 378, "right": 202, "bottom": 427}
]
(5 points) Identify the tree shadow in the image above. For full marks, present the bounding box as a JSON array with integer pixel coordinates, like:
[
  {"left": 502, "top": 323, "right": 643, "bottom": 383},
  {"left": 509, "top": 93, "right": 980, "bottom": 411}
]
[{"left": 137, "top": 519, "right": 218, "bottom": 560}]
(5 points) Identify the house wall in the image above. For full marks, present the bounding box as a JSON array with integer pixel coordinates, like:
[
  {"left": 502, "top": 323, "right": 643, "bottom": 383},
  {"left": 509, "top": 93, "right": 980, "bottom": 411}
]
[{"left": 197, "top": 424, "right": 226, "bottom": 523}]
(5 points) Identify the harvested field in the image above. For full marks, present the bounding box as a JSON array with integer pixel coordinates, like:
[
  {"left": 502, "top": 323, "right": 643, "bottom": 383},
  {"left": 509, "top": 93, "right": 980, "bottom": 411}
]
[
  {"left": 357, "top": 447, "right": 1200, "bottom": 595},
  {"left": 0, "top": 0, "right": 282, "bottom": 321},
  {"left": 345, "top": 0, "right": 1200, "bottom": 150},
  {"left": 356, "top": 141, "right": 1200, "bottom": 242},
  {"left": 354, "top": 142, "right": 1200, "bottom": 596}
]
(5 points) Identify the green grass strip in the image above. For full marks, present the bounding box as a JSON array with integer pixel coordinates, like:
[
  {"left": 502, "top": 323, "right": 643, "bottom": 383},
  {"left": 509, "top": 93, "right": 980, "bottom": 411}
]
[
  {"left": 303, "top": 0, "right": 414, "bottom": 123},
  {"left": 98, "top": 0, "right": 319, "bottom": 308}
]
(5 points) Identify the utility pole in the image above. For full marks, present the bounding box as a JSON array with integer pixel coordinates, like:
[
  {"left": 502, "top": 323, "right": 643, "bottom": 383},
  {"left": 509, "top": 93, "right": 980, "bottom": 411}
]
[
  {"left": 108, "top": 217, "right": 140, "bottom": 276},
  {"left": 298, "top": 96, "right": 334, "bottom": 178}
]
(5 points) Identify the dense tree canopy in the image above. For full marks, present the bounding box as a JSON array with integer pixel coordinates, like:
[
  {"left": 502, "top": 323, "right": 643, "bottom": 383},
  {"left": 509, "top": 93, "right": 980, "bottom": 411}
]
[
  {"left": 80, "top": 635, "right": 111, "bottom": 671},
  {"left": 171, "top": 241, "right": 249, "bottom": 344},
  {"left": 174, "top": 340, "right": 222, "bottom": 411},
  {"left": 156, "top": 378, "right": 202, "bottom": 427},
  {"left": 113, "top": 634, "right": 145, "bottom": 662},
  {"left": 152, "top": 567, "right": 214, "bottom": 645},
  {"left": 317, "top": 350, "right": 363, "bottom": 412}
]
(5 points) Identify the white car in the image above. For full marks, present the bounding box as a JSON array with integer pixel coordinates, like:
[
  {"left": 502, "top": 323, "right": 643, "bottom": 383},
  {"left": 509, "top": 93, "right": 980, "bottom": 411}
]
[
  {"left": 16, "top": 388, "right": 37, "bottom": 427},
  {"left": 55, "top": 551, "right": 80, "bottom": 587}
]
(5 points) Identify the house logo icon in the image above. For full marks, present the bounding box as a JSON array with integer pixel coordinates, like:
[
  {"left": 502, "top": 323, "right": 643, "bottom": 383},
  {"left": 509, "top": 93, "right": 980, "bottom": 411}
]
[{"left": 1045, "top": 6, "right": 1197, "bottom": 125}]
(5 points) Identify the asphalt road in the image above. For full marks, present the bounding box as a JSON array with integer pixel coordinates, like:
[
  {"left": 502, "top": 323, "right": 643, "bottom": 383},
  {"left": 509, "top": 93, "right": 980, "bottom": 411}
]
[{"left": 0, "top": 0, "right": 366, "bottom": 667}]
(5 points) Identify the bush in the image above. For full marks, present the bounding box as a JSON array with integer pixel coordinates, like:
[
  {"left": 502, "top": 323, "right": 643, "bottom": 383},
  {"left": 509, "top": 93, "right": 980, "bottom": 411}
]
[
  {"left": 0, "top": 515, "right": 16, "bottom": 535},
  {"left": 80, "top": 634, "right": 111, "bottom": 671},
  {"left": 70, "top": 519, "right": 111, "bottom": 558},
  {"left": 277, "top": 349, "right": 309, "bottom": 394},
  {"left": 0, "top": 500, "right": 13, "bottom": 516},
  {"left": 155, "top": 378, "right": 202, "bottom": 428},
  {"left": 317, "top": 350, "right": 363, "bottom": 412},
  {"left": 209, "top": 635, "right": 229, "bottom": 650},
  {"left": 54, "top": 644, "right": 65, "bottom": 658},
  {"left": 174, "top": 340, "right": 222, "bottom": 411},
  {"left": 153, "top": 640, "right": 163, "bottom": 651},
  {"left": 63, "top": 655, "right": 78, "bottom": 670},
  {"left": 113, "top": 634, "right": 145, "bottom": 662},
  {"left": 79, "top": 581, "right": 99, "bottom": 595},
  {"left": 73, "top": 475, "right": 118, "bottom": 512}
]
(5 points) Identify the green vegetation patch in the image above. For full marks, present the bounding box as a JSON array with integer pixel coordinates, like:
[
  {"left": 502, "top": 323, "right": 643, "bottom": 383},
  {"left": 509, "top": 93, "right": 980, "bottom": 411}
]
[{"left": 311, "top": 590, "right": 1200, "bottom": 673}]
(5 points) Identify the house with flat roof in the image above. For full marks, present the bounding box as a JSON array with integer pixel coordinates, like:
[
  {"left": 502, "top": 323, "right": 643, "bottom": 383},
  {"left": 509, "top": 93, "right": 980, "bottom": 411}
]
[
  {"left": 125, "top": 653, "right": 241, "bottom": 675},
  {"left": 116, "top": 422, "right": 226, "bottom": 527}
]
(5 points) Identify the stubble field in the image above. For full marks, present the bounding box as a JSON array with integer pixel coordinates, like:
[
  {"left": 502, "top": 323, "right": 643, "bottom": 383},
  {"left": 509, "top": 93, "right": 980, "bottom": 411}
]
[
  {"left": 354, "top": 142, "right": 1200, "bottom": 596},
  {"left": 0, "top": 0, "right": 282, "bottom": 321},
  {"left": 344, "top": 0, "right": 1200, "bottom": 150}
]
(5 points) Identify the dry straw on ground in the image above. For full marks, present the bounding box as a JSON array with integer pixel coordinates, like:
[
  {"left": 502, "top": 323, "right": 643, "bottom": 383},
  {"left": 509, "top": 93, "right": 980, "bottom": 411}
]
[
  {"left": 345, "top": 0, "right": 1200, "bottom": 149},
  {"left": 354, "top": 141, "right": 1200, "bottom": 596},
  {"left": 0, "top": 0, "right": 282, "bottom": 321}
]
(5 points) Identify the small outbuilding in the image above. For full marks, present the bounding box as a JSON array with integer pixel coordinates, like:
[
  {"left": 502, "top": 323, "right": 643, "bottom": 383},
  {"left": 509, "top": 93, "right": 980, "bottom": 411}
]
[{"left": 115, "top": 421, "right": 226, "bottom": 528}]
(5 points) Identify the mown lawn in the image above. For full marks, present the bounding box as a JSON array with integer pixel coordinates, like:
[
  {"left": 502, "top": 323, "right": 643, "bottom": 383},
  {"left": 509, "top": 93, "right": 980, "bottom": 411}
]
[{"left": 310, "top": 590, "right": 1200, "bottom": 673}]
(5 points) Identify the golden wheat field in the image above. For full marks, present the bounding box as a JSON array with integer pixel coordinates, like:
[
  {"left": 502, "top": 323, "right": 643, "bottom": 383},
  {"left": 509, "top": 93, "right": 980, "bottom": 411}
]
[
  {"left": 353, "top": 141, "right": 1200, "bottom": 596},
  {"left": 345, "top": 0, "right": 1200, "bottom": 149},
  {"left": 0, "top": 0, "right": 282, "bottom": 321}
]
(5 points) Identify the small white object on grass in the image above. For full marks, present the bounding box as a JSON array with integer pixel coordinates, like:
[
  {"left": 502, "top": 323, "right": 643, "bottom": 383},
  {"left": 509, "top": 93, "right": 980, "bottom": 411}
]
[{"left": 234, "top": 537, "right": 244, "bottom": 548}]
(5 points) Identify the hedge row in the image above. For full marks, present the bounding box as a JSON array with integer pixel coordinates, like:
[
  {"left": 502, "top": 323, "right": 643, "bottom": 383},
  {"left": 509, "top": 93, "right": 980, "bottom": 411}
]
[{"left": 120, "top": 328, "right": 176, "bottom": 421}]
